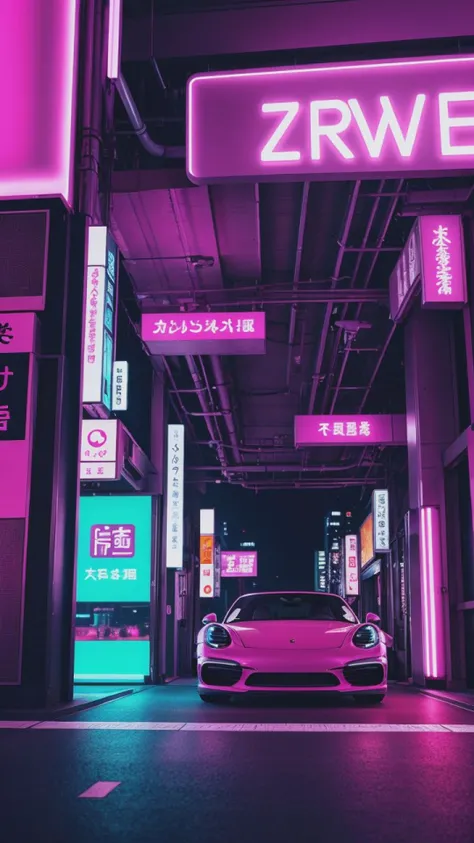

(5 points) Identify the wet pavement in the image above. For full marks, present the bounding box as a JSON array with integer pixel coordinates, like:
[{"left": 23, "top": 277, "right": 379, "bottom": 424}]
[{"left": 1, "top": 682, "right": 474, "bottom": 842}]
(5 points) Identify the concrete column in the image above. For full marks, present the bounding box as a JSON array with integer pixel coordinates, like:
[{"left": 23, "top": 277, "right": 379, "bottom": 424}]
[{"left": 404, "top": 306, "right": 458, "bottom": 686}]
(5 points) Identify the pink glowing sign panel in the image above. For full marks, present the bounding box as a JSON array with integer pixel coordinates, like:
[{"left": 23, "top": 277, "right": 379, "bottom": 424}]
[
  {"left": 187, "top": 55, "right": 474, "bottom": 184},
  {"left": 390, "top": 215, "right": 466, "bottom": 321},
  {"left": 419, "top": 216, "right": 467, "bottom": 308},
  {"left": 141, "top": 312, "right": 266, "bottom": 356},
  {"left": 0, "top": 0, "right": 79, "bottom": 205},
  {"left": 294, "top": 415, "right": 407, "bottom": 447},
  {"left": 0, "top": 313, "right": 36, "bottom": 354},
  {"left": 221, "top": 551, "right": 258, "bottom": 578}
]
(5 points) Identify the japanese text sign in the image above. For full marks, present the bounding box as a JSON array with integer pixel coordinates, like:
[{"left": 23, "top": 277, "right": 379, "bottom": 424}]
[
  {"left": 221, "top": 551, "right": 258, "bottom": 578},
  {"left": 419, "top": 216, "right": 467, "bottom": 309},
  {"left": 82, "top": 226, "right": 118, "bottom": 410},
  {"left": 344, "top": 534, "right": 359, "bottom": 597},
  {"left": 80, "top": 419, "right": 119, "bottom": 481},
  {"left": 141, "top": 312, "right": 266, "bottom": 356},
  {"left": 0, "top": 0, "right": 79, "bottom": 205},
  {"left": 76, "top": 496, "right": 152, "bottom": 602},
  {"left": 112, "top": 361, "right": 129, "bottom": 411},
  {"left": 0, "top": 313, "right": 36, "bottom": 354},
  {"left": 294, "top": 414, "right": 407, "bottom": 447},
  {"left": 390, "top": 215, "right": 466, "bottom": 321},
  {"left": 0, "top": 354, "right": 31, "bottom": 441},
  {"left": 166, "top": 425, "right": 184, "bottom": 568},
  {"left": 373, "top": 489, "right": 390, "bottom": 553},
  {"left": 187, "top": 55, "right": 474, "bottom": 184},
  {"left": 200, "top": 508, "right": 215, "bottom": 597}
]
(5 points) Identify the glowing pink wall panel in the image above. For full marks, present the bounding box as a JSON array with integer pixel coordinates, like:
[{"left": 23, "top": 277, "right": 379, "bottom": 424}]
[
  {"left": 419, "top": 506, "right": 446, "bottom": 680},
  {"left": 0, "top": 0, "right": 79, "bottom": 205},
  {"left": 187, "top": 55, "right": 474, "bottom": 184}
]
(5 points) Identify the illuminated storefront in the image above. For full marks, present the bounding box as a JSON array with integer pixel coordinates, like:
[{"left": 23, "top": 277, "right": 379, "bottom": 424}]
[{"left": 74, "top": 495, "right": 153, "bottom": 683}]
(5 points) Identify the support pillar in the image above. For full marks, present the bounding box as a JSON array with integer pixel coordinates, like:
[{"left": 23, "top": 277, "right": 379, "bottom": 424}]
[
  {"left": 404, "top": 307, "right": 458, "bottom": 687},
  {"left": 0, "top": 209, "right": 85, "bottom": 709}
]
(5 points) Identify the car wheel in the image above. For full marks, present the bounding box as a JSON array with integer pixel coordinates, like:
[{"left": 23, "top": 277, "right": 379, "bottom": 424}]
[
  {"left": 356, "top": 694, "right": 385, "bottom": 704},
  {"left": 199, "top": 693, "right": 231, "bottom": 704}
]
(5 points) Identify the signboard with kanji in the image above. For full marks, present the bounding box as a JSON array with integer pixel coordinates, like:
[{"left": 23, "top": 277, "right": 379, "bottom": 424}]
[{"left": 76, "top": 496, "right": 152, "bottom": 602}]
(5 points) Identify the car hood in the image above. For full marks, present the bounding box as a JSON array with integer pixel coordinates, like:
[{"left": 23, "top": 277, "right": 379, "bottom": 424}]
[{"left": 228, "top": 621, "right": 355, "bottom": 650}]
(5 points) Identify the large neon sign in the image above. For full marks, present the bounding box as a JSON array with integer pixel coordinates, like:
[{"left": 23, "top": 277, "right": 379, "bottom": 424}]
[{"left": 187, "top": 55, "right": 474, "bottom": 183}]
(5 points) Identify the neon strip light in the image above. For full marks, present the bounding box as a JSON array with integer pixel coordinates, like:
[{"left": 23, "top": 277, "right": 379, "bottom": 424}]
[
  {"left": 419, "top": 506, "right": 445, "bottom": 679},
  {"left": 107, "top": 0, "right": 122, "bottom": 80}
]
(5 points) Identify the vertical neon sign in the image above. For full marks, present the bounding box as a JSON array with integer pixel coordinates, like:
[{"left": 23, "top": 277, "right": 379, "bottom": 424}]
[
  {"left": 166, "top": 425, "right": 184, "bottom": 568},
  {"left": 419, "top": 506, "right": 445, "bottom": 680}
]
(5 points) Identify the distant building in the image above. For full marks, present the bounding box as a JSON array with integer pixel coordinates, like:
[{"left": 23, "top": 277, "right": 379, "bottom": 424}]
[{"left": 324, "top": 510, "right": 353, "bottom": 595}]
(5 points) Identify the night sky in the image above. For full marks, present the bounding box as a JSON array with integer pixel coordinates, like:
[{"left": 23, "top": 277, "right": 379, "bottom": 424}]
[{"left": 203, "top": 484, "right": 361, "bottom": 595}]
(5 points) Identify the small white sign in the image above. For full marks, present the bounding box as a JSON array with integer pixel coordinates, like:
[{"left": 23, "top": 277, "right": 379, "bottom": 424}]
[
  {"left": 373, "top": 489, "right": 390, "bottom": 553},
  {"left": 166, "top": 424, "right": 184, "bottom": 568},
  {"left": 344, "top": 534, "right": 359, "bottom": 597},
  {"left": 80, "top": 419, "right": 118, "bottom": 480},
  {"left": 112, "top": 361, "right": 129, "bottom": 411},
  {"left": 200, "top": 509, "right": 215, "bottom": 536}
]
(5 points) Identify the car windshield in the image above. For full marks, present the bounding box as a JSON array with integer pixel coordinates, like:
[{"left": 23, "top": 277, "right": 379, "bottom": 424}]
[{"left": 225, "top": 593, "right": 357, "bottom": 624}]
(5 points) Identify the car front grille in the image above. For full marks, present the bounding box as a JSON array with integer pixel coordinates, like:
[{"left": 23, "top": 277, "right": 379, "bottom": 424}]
[
  {"left": 343, "top": 663, "right": 384, "bottom": 687},
  {"left": 201, "top": 661, "right": 242, "bottom": 687},
  {"left": 245, "top": 672, "right": 340, "bottom": 689}
]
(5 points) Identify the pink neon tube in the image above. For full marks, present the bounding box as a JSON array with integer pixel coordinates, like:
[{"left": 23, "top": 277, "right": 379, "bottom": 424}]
[
  {"left": 419, "top": 506, "right": 445, "bottom": 679},
  {"left": 107, "top": 0, "right": 122, "bottom": 80}
]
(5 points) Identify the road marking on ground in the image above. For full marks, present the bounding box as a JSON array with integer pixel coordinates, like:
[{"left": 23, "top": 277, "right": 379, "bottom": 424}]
[
  {"left": 79, "top": 781, "right": 121, "bottom": 798},
  {"left": 0, "top": 721, "right": 471, "bottom": 732}
]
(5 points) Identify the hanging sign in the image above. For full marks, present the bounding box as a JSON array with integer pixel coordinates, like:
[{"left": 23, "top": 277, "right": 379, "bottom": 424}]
[
  {"left": 221, "top": 551, "right": 258, "bottom": 577},
  {"left": 373, "top": 489, "right": 390, "bottom": 553},
  {"left": 80, "top": 419, "right": 119, "bottom": 480},
  {"left": 82, "top": 226, "right": 118, "bottom": 412},
  {"left": 390, "top": 214, "right": 466, "bottom": 321},
  {"left": 141, "top": 312, "right": 266, "bottom": 356},
  {"left": 112, "top": 361, "right": 129, "bottom": 411},
  {"left": 295, "top": 414, "right": 406, "bottom": 446},
  {"left": 166, "top": 425, "right": 184, "bottom": 568},
  {"left": 344, "top": 534, "right": 359, "bottom": 597},
  {"left": 200, "top": 509, "right": 215, "bottom": 597},
  {"left": 187, "top": 55, "right": 474, "bottom": 184}
]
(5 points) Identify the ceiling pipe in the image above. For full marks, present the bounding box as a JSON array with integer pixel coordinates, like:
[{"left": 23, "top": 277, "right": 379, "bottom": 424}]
[
  {"left": 286, "top": 182, "right": 310, "bottom": 390},
  {"left": 209, "top": 357, "right": 242, "bottom": 465},
  {"left": 115, "top": 73, "right": 185, "bottom": 158},
  {"left": 138, "top": 287, "right": 386, "bottom": 306},
  {"left": 307, "top": 181, "right": 361, "bottom": 414},
  {"left": 185, "top": 355, "right": 228, "bottom": 472},
  {"left": 328, "top": 181, "right": 404, "bottom": 414},
  {"left": 322, "top": 178, "right": 387, "bottom": 414},
  {"left": 188, "top": 460, "right": 381, "bottom": 473}
]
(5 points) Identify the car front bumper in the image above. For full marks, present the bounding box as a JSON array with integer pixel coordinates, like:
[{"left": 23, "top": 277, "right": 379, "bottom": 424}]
[{"left": 197, "top": 645, "right": 388, "bottom": 695}]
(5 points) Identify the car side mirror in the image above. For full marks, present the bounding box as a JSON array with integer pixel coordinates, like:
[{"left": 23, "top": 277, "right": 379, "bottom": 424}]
[
  {"left": 202, "top": 613, "right": 217, "bottom": 625},
  {"left": 366, "top": 612, "right": 381, "bottom": 626}
]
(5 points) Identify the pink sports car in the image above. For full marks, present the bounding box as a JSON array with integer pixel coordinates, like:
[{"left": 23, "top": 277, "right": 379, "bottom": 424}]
[{"left": 197, "top": 591, "right": 390, "bottom": 704}]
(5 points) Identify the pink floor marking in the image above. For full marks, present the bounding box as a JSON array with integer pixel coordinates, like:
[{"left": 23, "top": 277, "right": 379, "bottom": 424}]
[{"left": 78, "top": 781, "right": 121, "bottom": 798}]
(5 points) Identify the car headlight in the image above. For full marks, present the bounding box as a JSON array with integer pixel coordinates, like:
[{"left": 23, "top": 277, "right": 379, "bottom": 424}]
[
  {"left": 353, "top": 624, "right": 379, "bottom": 649},
  {"left": 205, "top": 624, "right": 232, "bottom": 649}
]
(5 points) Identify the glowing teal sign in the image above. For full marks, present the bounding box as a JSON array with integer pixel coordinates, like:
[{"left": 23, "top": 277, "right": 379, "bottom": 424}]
[{"left": 76, "top": 496, "right": 152, "bottom": 603}]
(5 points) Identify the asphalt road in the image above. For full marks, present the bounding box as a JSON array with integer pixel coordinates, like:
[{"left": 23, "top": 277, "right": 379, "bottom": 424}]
[{"left": 1, "top": 683, "right": 474, "bottom": 843}]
